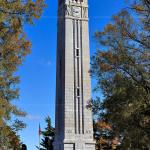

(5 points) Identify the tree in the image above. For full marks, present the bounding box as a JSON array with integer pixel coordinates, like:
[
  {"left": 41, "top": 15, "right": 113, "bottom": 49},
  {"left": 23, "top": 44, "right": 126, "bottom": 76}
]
[
  {"left": 0, "top": 119, "right": 26, "bottom": 149},
  {"left": 37, "top": 116, "right": 55, "bottom": 150},
  {"left": 87, "top": 99, "right": 120, "bottom": 150},
  {"left": 0, "top": 0, "right": 45, "bottom": 149},
  {"left": 91, "top": 0, "right": 150, "bottom": 149}
]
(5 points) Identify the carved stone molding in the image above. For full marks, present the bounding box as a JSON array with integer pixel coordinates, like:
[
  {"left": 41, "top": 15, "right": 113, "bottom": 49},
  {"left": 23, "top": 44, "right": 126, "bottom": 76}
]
[
  {"left": 82, "top": 7, "right": 88, "bottom": 18},
  {"left": 65, "top": 4, "right": 72, "bottom": 16},
  {"left": 65, "top": 4, "right": 88, "bottom": 19},
  {"left": 72, "top": 6, "right": 81, "bottom": 18}
]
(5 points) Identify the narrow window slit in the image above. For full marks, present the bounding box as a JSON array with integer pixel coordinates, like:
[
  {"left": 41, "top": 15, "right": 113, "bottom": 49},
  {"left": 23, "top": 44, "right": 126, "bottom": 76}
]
[
  {"left": 76, "top": 48, "right": 79, "bottom": 57},
  {"left": 77, "top": 87, "right": 80, "bottom": 97}
]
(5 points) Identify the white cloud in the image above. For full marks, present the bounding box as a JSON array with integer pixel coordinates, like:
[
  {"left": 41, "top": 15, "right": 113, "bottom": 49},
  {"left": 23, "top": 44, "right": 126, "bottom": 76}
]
[
  {"left": 36, "top": 59, "right": 52, "bottom": 67},
  {"left": 47, "top": 61, "right": 52, "bottom": 66},
  {"left": 26, "top": 114, "right": 41, "bottom": 121}
]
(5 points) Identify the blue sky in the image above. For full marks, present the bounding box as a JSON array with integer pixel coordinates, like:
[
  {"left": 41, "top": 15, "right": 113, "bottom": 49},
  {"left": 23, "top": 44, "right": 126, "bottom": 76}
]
[{"left": 15, "top": 0, "right": 125, "bottom": 149}]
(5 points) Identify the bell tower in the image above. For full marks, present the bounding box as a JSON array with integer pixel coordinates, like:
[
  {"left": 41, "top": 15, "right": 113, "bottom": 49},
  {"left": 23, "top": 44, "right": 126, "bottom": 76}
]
[{"left": 54, "top": 0, "right": 95, "bottom": 149}]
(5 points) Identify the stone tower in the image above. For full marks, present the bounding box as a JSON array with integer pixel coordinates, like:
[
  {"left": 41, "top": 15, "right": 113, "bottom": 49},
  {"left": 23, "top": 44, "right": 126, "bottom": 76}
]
[{"left": 54, "top": 0, "right": 95, "bottom": 150}]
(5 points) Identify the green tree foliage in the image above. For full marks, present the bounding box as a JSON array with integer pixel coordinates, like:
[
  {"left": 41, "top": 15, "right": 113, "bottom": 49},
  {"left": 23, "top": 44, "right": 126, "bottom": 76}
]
[
  {"left": 0, "top": 0, "right": 45, "bottom": 149},
  {"left": 91, "top": 0, "right": 150, "bottom": 149},
  {"left": 87, "top": 99, "right": 120, "bottom": 150},
  {"left": 37, "top": 116, "right": 55, "bottom": 150},
  {"left": 0, "top": 123, "right": 24, "bottom": 149}
]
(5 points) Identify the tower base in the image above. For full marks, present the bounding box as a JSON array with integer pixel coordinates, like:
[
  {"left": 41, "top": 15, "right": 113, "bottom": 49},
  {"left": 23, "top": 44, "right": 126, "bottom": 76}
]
[{"left": 54, "top": 139, "right": 95, "bottom": 150}]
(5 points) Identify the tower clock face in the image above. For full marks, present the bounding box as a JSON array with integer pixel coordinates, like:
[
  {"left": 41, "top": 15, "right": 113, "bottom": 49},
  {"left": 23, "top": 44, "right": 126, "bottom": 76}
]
[{"left": 72, "top": 6, "right": 81, "bottom": 18}]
